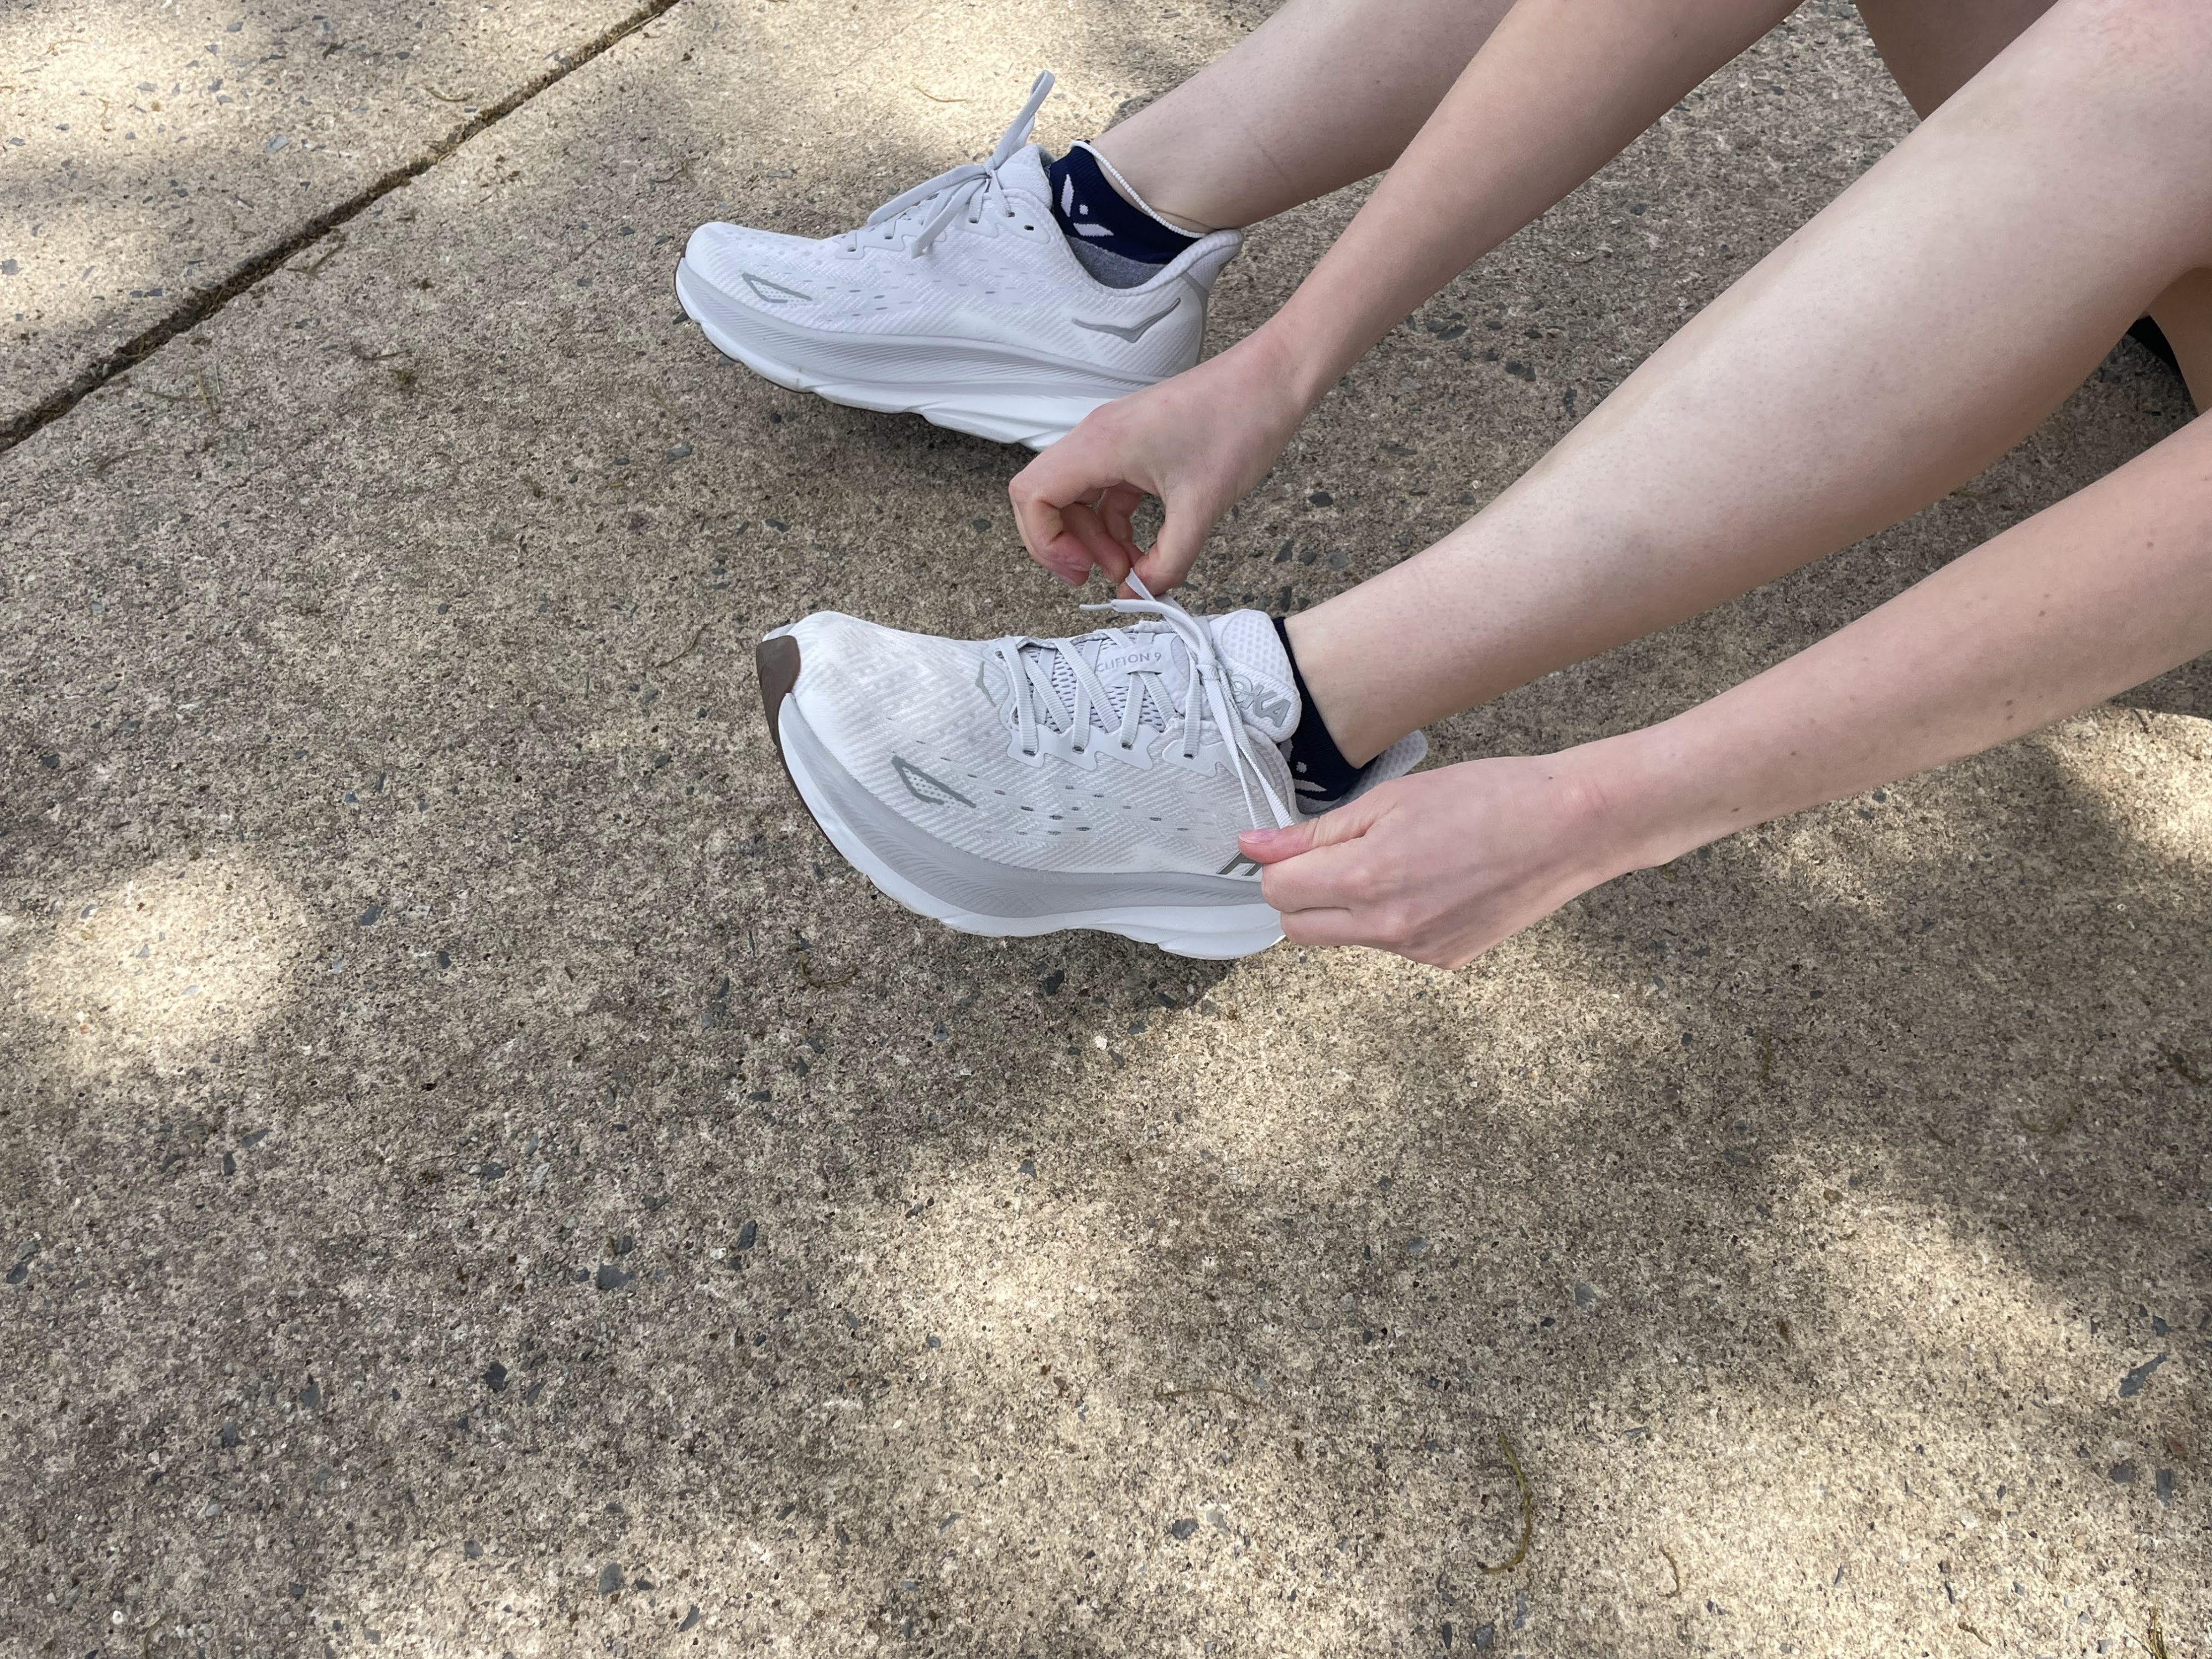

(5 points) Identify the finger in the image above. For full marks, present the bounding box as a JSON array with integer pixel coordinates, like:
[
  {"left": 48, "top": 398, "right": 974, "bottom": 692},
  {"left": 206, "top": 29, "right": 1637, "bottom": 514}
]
[
  {"left": 1011, "top": 493, "right": 1092, "bottom": 585},
  {"left": 1005, "top": 456, "right": 1062, "bottom": 556},
  {"left": 1010, "top": 446, "right": 1120, "bottom": 583},
  {"left": 1256, "top": 837, "right": 1378, "bottom": 915},
  {"left": 1059, "top": 500, "right": 1133, "bottom": 588},
  {"left": 1099, "top": 484, "right": 1144, "bottom": 563},
  {"left": 1239, "top": 816, "right": 1321, "bottom": 864},
  {"left": 1239, "top": 791, "right": 1386, "bottom": 864},
  {"left": 1098, "top": 485, "right": 1146, "bottom": 591},
  {"left": 1127, "top": 489, "right": 1219, "bottom": 594}
]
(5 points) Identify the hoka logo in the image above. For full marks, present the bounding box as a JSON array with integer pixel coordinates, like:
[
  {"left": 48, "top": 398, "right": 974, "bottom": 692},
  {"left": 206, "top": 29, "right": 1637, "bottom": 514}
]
[
  {"left": 891, "top": 755, "right": 976, "bottom": 809},
  {"left": 1230, "top": 672, "right": 1292, "bottom": 730}
]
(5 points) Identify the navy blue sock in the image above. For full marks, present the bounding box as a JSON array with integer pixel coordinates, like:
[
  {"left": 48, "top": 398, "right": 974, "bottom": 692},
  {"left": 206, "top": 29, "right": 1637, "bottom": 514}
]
[
  {"left": 1272, "top": 616, "right": 1370, "bottom": 808},
  {"left": 1047, "top": 143, "right": 1197, "bottom": 286}
]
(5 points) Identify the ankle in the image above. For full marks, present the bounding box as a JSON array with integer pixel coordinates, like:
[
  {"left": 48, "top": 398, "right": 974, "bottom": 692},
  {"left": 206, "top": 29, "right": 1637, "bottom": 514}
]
[
  {"left": 1084, "top": 134, "right": 1224, "bottom": 237},
  {"left": 1281, "top": 611, "right": 1384, "bottom": 769},
  {"left": 1084, "top": 141, "right": 1217, "bottom": 236},
  {"left": 1048, "top": 143, "right": 1203, "bottom": 284},
  {"left": 1273, "top": 615, "right": 1376, "bottom": 808}
]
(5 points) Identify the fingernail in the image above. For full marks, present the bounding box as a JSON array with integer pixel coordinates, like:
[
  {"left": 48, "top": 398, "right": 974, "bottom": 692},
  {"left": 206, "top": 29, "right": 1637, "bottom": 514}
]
[{"left": 1238, "top": 828, "right": 1277, "bottom": 849}]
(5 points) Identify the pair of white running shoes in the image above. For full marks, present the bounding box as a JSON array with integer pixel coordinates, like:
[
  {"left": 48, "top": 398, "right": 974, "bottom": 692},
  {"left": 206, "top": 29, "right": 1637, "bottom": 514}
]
[{"left": 678, "top": 74, "right": 1426, "bottom": 959}]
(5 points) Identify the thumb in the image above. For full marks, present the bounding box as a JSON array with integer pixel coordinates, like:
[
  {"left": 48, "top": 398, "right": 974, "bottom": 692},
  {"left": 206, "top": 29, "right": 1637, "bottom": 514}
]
[
  {"left": 1239, "top": 791, "right": 1385, "bottom": 864},
  {"left": 1128, "top": 489, "right": 1217, "bottom": 595}
]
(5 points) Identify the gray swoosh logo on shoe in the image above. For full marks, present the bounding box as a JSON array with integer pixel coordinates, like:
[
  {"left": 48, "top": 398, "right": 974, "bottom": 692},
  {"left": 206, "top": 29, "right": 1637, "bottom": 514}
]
[
  {"left": 743, "top": 272, "right": 814, "bottom": 305},
  {"left": 1070, "top": 299, "right": 1181, "bottom": 342},
  {"left": 892, "top": 755, "right": 976, "bottom": 810}
]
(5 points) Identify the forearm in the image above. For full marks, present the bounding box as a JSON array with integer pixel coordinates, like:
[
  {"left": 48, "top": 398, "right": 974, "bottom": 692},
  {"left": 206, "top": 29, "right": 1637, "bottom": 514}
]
[
  {"left": 1242, "top": 0, "right": 1798, "bottom": 409},
  {"left": 1597, "top": 417, "right": 2212, "bottom": 872}
]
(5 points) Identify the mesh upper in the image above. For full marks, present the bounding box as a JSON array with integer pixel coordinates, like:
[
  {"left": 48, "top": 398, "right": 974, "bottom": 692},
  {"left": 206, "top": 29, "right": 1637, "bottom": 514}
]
[
  {"left": 682, "top": 146, "right": 1243, "bottom": 380},
  {"left": 782, "top": 609, "right": 1301, "bottom": 878}
]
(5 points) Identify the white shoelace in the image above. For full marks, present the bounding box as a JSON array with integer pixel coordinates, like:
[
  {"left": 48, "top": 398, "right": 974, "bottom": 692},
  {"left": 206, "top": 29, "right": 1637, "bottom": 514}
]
[
  {"left": 837, "top": 71, "right": 1055, "bottom": 259},
  {"left": 989, "top": 578, "right": 1297, "bottom": 834}
]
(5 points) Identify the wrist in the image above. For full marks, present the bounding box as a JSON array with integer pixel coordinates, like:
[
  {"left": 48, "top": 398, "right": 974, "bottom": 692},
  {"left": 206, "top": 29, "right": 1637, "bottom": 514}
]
[
  {"left": 1226, "top": 316, "right": 1342, "bottom": 419},
  {"left": 1559, "top": 722, "right": 1735, "bottom": 881}
]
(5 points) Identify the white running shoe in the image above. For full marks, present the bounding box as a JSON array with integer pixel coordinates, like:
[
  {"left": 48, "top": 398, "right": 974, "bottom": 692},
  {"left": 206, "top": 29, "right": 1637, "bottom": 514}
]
[
  {"left": 676, "top": 72, "right": 1244, "bottom": 449},
  {"left": 756, "top": 586, "right": 1427, "bottom": 959}
]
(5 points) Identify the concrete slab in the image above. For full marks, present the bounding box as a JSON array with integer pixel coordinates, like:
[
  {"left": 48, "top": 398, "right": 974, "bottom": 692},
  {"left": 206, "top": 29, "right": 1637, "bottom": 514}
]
[
  {"left": 0, "top": 0, "right": 654, "bottom": 432},
  {"left": 2, "top": 1, "right": 2205, "bottom": 1655}
]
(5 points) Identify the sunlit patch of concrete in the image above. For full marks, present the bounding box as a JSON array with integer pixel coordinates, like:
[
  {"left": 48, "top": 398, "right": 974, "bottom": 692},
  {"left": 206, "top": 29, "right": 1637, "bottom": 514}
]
[
  {"left": 1572, "top": 1192, "right": 2177, "bottom": 1655},
  {"left": 298, "top": 1167, "right": 1449, "bottom": 1653},
  {"left": 14, "top": 854, "right": 310, "bottom": 1073},
  {"left": 2033, "top": 708, "right": 2212, "bottom": 873},
  {"left": 0, "top": 0, "right": 650, "bottom": 419},
  {"left": 664, "top": 1148, "right": 1514, "bottom": 1654},
  {"left": 1717, "top": 708, "right": 2212, "bottom": 918},
  {"left": 1095, "top": 927, "right": 1681, "bottom": 1199}
]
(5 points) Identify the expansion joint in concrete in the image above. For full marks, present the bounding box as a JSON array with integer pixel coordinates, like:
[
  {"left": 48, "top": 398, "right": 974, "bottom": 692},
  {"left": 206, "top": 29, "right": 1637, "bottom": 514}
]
[{"left": 0, "top": 0, "right": 684, "bottom": 458}]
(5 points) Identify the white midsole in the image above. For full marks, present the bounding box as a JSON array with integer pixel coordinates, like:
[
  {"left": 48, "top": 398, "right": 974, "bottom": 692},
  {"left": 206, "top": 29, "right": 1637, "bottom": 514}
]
[
  {"left": 676, "top": 259, "right": 1151, "bottom": 449},
  {"left": 776, "top": 701, "right": 1284, "bottom": 961}
]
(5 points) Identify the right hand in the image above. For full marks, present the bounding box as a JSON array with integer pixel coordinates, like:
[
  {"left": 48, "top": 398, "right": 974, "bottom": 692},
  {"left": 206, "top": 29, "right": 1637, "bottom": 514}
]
[
  {"left": 1240, "top": 745, "right": 1645, "bottom": 968},
  {"left": 1008, "top": 334, "right": 1311, "bottom": 593}
]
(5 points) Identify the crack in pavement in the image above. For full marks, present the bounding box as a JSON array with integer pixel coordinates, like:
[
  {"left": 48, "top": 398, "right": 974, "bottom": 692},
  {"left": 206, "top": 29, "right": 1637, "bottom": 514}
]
[{"left": 0, "top": 0, "right": 683, "bottom": 458}]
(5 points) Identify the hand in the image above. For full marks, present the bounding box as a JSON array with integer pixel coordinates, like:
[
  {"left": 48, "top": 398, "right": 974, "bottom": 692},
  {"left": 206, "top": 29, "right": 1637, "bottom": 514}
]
[
  {"left": 1009, "top": 332, "right": 1311, "bottom": 593},
  {"left": 1239, "top": 749, "right": 1652, "bottom": 967}
]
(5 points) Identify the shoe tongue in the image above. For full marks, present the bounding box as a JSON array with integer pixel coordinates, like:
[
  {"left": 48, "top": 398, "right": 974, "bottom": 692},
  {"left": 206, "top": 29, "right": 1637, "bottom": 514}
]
[
  {"left": 1001, "top": 608, "right": 1301, "bottom": 744},
  {"left": 997, "top": 143, "right": 1053, "bottom": 206},
  {"left": 1203, "top": 609, "right": 1301, "bottom": 743},
  {"left": 1046, "top": 627, "right": 1187, "bottom": 736},
  {"left": 1083, "top": 625, "right": 1182, "bottom": 682}
]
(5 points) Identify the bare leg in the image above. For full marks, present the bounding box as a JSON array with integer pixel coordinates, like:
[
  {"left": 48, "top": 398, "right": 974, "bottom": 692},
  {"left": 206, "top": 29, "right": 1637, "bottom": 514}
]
[
  {"left": 1858, "top": 0, "right": 2210, "bottom": 399},
  {"left": 1089, "top": 0, "right": 1517, "bottom": 232},
  {"left": 1854, "top": 0, "right": 2060, "bottom": 113},
  {"left": 1095, "top": 0, "right": 2063, "bottom": 240},
  {"left": 1249, "top": 380, "right": 2212, "bottom": 963},
  {"left": 1284, "top": 0, "right": 2212, "bottom": 764}
]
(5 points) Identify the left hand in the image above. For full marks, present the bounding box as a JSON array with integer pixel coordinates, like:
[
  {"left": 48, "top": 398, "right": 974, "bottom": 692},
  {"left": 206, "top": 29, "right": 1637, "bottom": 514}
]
[
  {"left": 1239, "top": 752, "right": 1644, "bottom": 967},
  {"left": 1008, "top": 332, "right": 1311, "bottom": 594}
]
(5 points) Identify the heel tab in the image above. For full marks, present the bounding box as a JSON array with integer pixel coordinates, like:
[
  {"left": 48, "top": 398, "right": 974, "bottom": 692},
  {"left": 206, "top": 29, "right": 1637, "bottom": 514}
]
[{"left": 1171, "top": 228, "right": 1244, "bottom": 291}]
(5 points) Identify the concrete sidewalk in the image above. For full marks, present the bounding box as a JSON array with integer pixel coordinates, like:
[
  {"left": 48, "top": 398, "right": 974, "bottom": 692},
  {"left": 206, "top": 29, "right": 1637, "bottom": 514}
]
[
  {"left": 2, "top": 1, "right": 2205, "bottom": 1655},
  {"left": 2, "top": 0, "right": 654, "bottom": 434}
]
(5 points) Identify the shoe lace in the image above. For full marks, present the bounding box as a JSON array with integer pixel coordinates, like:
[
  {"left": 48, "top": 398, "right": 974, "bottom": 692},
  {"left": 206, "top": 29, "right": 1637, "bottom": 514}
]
[
  {"left": 989, "top": 577, "right": 1297, "bottom": 833},
  {"left": 836, "top": 71, "right": 1055, "bottom": 258}
]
